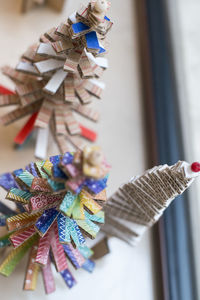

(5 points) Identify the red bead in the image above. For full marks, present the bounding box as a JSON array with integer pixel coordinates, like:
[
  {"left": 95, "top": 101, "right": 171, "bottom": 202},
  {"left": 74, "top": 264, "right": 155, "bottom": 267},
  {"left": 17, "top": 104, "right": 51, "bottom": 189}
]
[{"left": 191, "top": 162, "right": 200, "bottom": 172}]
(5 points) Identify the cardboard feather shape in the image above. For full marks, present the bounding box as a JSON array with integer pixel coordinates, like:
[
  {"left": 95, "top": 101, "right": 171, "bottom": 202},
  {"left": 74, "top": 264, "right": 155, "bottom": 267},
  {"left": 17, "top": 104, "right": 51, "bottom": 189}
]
[{"left": 102, "top": 161, "right": 200, "bottom": 246}]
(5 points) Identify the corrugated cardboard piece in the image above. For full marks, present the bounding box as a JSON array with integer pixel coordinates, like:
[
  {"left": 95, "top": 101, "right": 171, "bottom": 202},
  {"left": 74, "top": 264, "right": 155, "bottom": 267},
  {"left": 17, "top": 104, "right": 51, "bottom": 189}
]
[{"left": 0, "top": 0, "right": 112, "bottom": 159}]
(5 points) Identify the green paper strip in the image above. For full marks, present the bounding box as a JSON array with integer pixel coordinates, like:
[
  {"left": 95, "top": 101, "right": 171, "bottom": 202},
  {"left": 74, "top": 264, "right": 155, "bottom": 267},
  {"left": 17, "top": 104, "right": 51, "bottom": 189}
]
[
  {"left": 59, "top": 191, "right": 77, "bottom": 217},
  {"left": 76, "top": 218, "right": 100, "bottom": 239},
  {"left": 85, "top": 211, "right": 105, "bottom": 224},
  {"left": 6, "top": 188, "right": 32, "bottom": 204},
  {"left": 17, "top": 171, "right": 34, "bottom": 188},
  {"left": 0, "top": 232, "right": 12, "bottom": 248},
  {"left": 72, "top": 196, "right": 84, "bottom": 220},
  {"left": 78, "top": 245, "right": 94, "bottom": 259},
  {"left": 35, "top": 161, "right": 49, "bottom": 179},
  {"left": 0, "top": 234, "right": 38, "bottom": 277}
]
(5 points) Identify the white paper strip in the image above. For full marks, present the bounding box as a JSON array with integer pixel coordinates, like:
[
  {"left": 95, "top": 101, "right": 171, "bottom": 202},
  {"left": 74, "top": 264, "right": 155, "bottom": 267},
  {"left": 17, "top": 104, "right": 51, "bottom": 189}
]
[
  {"left": 43, "top": 69, "right": 67, "bottom": 94},
  {"left": 37, "top": 43, "right": 65, "bottom": 60},
  {"left": 35, "top": 127, "right": 49, "bottom": 159},
  {"left": 16, "top": 62, "right": 39, "bottom": 75},
  {"left": 68, "top": 12, "right": 77, "bottom": 24},
  {"left": 34, "top": 59, "right": 64, "bottom": 74},
  {"left": 86, "top": 51, "right": 109, "bottom": 68}
]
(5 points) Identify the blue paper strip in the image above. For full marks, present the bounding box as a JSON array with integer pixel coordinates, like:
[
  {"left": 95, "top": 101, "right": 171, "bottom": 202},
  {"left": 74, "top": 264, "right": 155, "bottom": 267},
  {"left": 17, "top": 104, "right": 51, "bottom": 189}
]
[
  {"left": 60, "top": 269, "right": 76, "bottom": 288},
  {"left": 35, "top": 208, "right": 59, "bottom": 236}
]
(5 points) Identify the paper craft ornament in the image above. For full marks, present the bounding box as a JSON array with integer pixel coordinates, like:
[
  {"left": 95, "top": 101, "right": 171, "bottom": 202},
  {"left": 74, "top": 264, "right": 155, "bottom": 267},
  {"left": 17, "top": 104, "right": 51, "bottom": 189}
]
[
  {"left": 0, "top": 145, "right": 110, "bottom": 294},
  {"left": 0, "top": 0, "right": 112, "bottom": 159},
  {"left": 102, "top": 161, "right": 200, "bottom": 245},
  {"left": 21, "top": 0, "right": 65, "bottom": 13}
]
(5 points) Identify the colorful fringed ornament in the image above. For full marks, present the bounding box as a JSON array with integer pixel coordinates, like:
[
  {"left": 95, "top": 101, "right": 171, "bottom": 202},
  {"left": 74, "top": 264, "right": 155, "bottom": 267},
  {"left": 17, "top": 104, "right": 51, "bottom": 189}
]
[
  {"left": 0, "top": 0, "right": 112, "bottom": 158},
  {"left": 102, "top": 161, "right": 200, "bottom": 245},
  {"left": 0, "top": 145, "right": 110, "bottom": 294}
]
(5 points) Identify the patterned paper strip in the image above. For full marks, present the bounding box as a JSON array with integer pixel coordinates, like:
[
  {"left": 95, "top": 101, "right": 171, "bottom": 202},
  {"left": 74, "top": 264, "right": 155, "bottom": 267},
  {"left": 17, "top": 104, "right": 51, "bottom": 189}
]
[
  {"left": 76, "top": 218, "right": 100, "bottom": 238},
  {"left": 57, "top": 213, "right": 85, "bottom": 246},
  {"left": 82, "top": 259, "right": 95, "bottom": 273},
  {"left": 16, "top": 170, "right": 34, "bottom": 188},
  {"left": 0, "top": 234, "right": 38, "bottom": 277},
  {"left": 42, "top": 159, "right": 53, "bottom": 176},
  {"left": 6, "top": 188, "right": 32, "bottom": 204},
  {"left": 80, "top": 190, "right": 102, "bottom": 214},
  {"left": 35, "top": 208, "right": 59, "bottom": 236},
  {"left": 78, "top": 245, "right": 93, "bottom": 259},
  {"left": 50, "top": 224, "right": 68, "bottom": 272},
  {"left": 59, "top": 191, "right": 77, "bottom": 217},
  {"left": 23, "top": 245, "right": 40, "bottom": 291},
  {"left": 34, "top": 161, "right": 49, "bottom": 178},
  {"left": 6, "top": 212, "right": 41, "bottom": 231},
  {"left": 57, "top": 213, "right": 71, "bottom": 244},
  {"left": 62, "top": 243, "right": 85, "bottom": 269},
  {"left": 31, "top": 177, "right": 52, "bottom": 193},
  {"left": 35, "top": 229, "right": 52, "bottom": 265},
  {"left": 85, "top": 211, "right": 104, "bottom": 223},
  {"left": 72, "top": 196, "right": 85, "bottom": 220},
  {"left": 42, "top": 257, "right": 56, "bottom": 294},
  {"left": 0, "top": 172, "right": 18, "bottom": 191},
  {"left": 60, "top": 268, "right": 76, "bottom": 289},
  {"left": 30, "top": 193, "right": 63, "bottom": 211},
  {"left": 10, "top": 225, "right": 36, "bottom": 248}
]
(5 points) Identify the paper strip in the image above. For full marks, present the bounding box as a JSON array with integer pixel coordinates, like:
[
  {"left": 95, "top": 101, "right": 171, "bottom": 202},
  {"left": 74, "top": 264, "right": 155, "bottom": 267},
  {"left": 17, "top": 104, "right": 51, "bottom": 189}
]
[
  {"left": 35, "top": 127, "right": 49, "bottom": 160},
  {"left": 23, "top": 245, "right": 40, "bottom": 291},
  {"left": 41, "top": 257, "right": 56, "bottom": 294},
  {"left": 0, "top": 234, "right": 38, "bottom": 277}
]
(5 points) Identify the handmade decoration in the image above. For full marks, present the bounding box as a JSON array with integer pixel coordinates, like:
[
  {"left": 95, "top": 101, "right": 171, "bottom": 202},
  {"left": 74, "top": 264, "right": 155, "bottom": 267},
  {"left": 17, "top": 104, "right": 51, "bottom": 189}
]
[
  {"left": 21, "top": 0, "right": 65, "bottom": 13},
  {"left": 0, "top": 0, "right": 112, "bottom": 158},
  {"left": 102, "top": 161, "right": 200, "bottom": 245},
  {"left": 0, "top": 145, "right": 110, "bottom": 294}
]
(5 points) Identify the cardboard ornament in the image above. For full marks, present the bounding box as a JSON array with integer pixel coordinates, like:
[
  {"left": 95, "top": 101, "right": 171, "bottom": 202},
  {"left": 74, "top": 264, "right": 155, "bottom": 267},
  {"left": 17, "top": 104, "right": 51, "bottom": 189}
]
[
  {"left": 102, "top": 161, "right": 200, "bottom": 245},
  {"left": 0, "top": 0, "right": 112, "bottom": 159}
]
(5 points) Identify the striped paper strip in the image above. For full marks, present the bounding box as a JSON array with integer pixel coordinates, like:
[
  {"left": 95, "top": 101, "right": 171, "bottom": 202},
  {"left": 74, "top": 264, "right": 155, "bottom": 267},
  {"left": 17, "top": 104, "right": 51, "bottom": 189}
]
[
  {"left": 0, "top": 234, "right": 38, "bottom": 277},
  {"left": 23, "top": 245, "right": 40, "bottom": 291}
]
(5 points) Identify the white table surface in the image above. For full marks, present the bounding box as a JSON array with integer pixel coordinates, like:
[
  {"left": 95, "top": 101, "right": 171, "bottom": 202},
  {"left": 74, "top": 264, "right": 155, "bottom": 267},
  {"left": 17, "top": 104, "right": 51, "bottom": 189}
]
[{"left": 0, "top": 0, "right": 157, "bottom": 299}]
